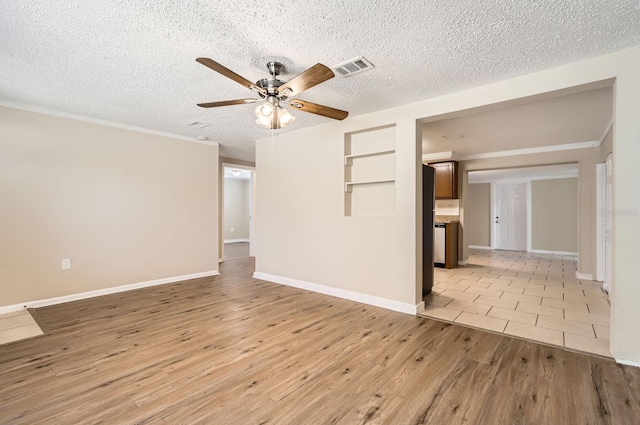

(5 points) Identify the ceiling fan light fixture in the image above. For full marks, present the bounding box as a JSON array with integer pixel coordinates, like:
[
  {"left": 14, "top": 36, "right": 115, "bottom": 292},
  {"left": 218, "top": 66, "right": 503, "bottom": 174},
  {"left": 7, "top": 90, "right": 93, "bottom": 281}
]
[
  {"left": 196, "top": 58, "right": 348, "bottom": 128},
  {"left": 257, "top": 104, "right": 273, "bottom": 117},
  {"left": 254, "top": 104, "right": 295, "bottom": 129},
  {"left": 278, "top": 107, "right": 295, "bottom": 127}
]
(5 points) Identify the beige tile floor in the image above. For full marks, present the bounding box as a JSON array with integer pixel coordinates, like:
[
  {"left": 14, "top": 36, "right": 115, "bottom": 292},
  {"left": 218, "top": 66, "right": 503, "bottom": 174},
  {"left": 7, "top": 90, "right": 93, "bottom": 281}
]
[
  {"left": 420, "top": 249, "right": 612, "bottom": 358},
  {"left": 0, "top": 310, "right": 43, "bottom": 345}
]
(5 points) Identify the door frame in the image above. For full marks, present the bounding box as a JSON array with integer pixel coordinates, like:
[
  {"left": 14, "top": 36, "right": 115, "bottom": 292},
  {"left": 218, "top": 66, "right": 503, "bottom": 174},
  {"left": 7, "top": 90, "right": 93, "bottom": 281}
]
[
  {"left": 221, "top": 162, "right": 256, "bottom": 260},
  {"left": 596, "top": 154, "right": 613, "bottom": 290},
  {"left": 596, "top": 162, "right": 606, "bottom": 282}
]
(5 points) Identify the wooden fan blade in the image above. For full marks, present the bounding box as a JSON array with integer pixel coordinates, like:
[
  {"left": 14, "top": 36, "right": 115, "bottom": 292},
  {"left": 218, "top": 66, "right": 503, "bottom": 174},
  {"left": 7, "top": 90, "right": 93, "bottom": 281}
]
[
  {"left": 196, "top": 58, "right": 266, "bottom": 95},
  {"left": 289, "top": 99, "right": 348, "bottom": 120},
  {"left": 278, "top": 64, "right": 334, "bottom": 98},
  {"left": 197, "top": 99, "right": 260, "bottom": 108}
]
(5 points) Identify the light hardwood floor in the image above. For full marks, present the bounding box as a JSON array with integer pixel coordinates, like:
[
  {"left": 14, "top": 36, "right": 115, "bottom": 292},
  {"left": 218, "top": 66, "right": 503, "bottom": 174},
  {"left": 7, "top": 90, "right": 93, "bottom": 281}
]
[
  {"left": 1, "top": 257, "right": 639, "bottom": 424},
  {"left": 223, "top": 241, "right": 250, "bottom": 261}
]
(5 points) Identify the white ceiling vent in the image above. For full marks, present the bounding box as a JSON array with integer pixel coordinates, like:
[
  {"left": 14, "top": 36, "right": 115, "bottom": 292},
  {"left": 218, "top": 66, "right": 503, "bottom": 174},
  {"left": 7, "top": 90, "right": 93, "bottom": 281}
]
[{"left": 331, "top": 57, "right": 374, "bottom": 77}]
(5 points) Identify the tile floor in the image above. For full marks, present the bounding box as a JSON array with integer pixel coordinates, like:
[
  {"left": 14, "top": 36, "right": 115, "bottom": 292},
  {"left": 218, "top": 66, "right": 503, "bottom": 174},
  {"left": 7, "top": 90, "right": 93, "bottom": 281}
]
[
  {"left": 0, "top": 310, "right": 43, "bottom": 345},
  {"left": 420, "top": 249, "right": 612, "bottom": 358}
]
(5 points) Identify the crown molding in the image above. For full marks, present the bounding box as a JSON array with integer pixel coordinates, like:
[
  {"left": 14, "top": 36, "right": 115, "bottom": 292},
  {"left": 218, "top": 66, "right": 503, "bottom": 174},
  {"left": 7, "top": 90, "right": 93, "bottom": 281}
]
[{"left": 0, "top": 100, "right": 219, "bottom": 147}]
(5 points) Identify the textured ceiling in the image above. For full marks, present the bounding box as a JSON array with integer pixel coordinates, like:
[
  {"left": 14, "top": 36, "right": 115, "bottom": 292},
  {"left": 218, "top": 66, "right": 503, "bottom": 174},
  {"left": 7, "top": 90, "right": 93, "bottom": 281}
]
[
  {"left": 422, "top": 86, "right": 613, "bottom": 156},
  {"left": 1, "top": 1, "right": 639, "bottom": 160}
]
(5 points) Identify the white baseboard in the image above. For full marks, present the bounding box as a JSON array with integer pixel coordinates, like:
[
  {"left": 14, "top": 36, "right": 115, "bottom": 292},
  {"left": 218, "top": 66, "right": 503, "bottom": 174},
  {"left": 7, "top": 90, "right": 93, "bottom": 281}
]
[
  {"left": 616, "top": 358, "right": 640, "bottom": 369},
  {"left": 576, "top": 272, "right": 594, "bottom": 280},
  {"left": 469, "top": 245, "right": 492, "bottom": 250},
  {"left": 530, "top": 249, "right": 578, "bottom": 256},
  {"left": 224, "top": 239, "right": 250, "bottom": 243},
  {"left": 253, "top": 272, "right": 423, "bottom": 315},
  {"left": 0, "top": 270, "right": 220, "bottom": 315},
  {"left": 458, "top": 260, "right": 468, "bottom": 266}
]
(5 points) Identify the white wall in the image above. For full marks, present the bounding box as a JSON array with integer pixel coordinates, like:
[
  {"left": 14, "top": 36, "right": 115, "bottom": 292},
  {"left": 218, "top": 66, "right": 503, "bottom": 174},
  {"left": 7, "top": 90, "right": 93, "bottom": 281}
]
[
  {"left": 255, "top": 46, "right": 640, "bottom": 364},
  {"left": 223, "top": 178, "right": 250, "bottom": 240},
  {"left": 0, "top": 106, "right": 219, "bottom": 308}
]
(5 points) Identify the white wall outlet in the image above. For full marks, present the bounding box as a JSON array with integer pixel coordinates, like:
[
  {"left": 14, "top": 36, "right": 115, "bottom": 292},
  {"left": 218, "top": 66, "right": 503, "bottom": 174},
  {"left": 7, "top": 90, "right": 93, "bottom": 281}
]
[{"left": 61, "top": 258, "right": 71, "bottom": 270}]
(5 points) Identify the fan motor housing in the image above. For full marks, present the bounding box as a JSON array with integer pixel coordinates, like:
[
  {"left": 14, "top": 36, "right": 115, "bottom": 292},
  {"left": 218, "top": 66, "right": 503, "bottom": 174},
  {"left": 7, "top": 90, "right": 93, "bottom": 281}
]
[{"left": 257, "top": 78, "right": 284, "bottom": 95}]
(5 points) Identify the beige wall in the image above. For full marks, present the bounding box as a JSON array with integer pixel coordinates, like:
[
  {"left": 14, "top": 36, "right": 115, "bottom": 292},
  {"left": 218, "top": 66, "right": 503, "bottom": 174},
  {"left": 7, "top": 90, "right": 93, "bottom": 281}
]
[
  {"left": 223, "top": 178, "right": 250, "bottom": 240},
  {"left": 255, "top": 118, "right": 421, "bottom": 309},
  {"left": 466, "top": 183, "right": 491, "bottom": 247},
  {"left": 256, "top": 46, "right": 640, "bottom": 363},
  {"left": 531, "top": 178, "right": 578, "bottom": 252},
  {"left": 0, "top": 106, "right": 219, "bottom": 307}
]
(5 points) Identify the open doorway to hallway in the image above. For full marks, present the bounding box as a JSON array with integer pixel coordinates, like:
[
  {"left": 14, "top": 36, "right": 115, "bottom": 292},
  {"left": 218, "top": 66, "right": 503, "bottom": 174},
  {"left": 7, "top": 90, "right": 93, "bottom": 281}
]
[{"left": 222, "top": 165, "right": 255, "bottom": 261}]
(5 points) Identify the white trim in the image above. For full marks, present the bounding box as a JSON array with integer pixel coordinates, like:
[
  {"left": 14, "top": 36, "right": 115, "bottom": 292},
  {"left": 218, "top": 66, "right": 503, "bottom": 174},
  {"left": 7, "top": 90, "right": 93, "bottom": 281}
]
[
  {"left": 458, "top": 260, "right": 468, "bottom": 266},
  {"left": 526, "top": 181, "right": 532, "bottom": 253},
  {"left": 530, "top": 249, "right": 578, "bottom": 256},
  {"left": 0, "top": 270, "right": 219, "bottom": 315},
  {"left": 460, "top": 141, "right": 600, "bottom": 161},
  {"left": 224, "top": 238, "right": 250, "bottom": 243},
  {"left": 0, "top": 100, "right": 219, "bottom": 147},
  {"left": 490, "top": 183, "right": 496, "bottom": 250},
  {"left": 616, "top": 358, "right": 640, "bottom": 368},
  {"left": 576, "top": 272, "right": 594, "bottom": 280},
  {"left": 595, "top": 163, "right": 606, "bottom": 282},
  {"left": 468, "top": 245, "right": 492, "bottom": 250},
  {"left": 219, "top": 258, "right": 223, "bottom": 263},
  {"left": 253, "top": 272, "right": 423, "bottom": 315}
]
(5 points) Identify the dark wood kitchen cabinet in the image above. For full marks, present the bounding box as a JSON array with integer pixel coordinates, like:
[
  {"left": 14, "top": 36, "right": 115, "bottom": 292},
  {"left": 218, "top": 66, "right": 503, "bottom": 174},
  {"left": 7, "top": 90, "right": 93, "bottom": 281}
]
[{"left": 429, "top": 161, "right": 459, "bottom": 199}]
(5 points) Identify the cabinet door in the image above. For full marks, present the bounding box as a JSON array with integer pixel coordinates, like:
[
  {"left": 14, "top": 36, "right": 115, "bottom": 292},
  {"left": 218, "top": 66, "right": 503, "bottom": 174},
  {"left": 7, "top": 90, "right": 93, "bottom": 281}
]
[{"left": 432, "top": 162, "right": 458, "bottom": 199}]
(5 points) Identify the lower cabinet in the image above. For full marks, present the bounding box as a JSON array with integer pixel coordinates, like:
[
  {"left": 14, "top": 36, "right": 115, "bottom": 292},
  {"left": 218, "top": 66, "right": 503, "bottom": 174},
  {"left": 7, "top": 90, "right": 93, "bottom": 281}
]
[
  {"left": 435, "top": 222, "right": 458, "bottom": 269},
  {"left": 444, "top": 222, "right": 458, "bottom": 269}
]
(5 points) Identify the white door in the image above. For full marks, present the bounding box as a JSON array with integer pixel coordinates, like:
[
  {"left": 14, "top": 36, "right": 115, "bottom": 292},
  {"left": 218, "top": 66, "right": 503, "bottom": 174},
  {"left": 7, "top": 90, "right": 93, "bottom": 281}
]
[
  {"left": 494, "top": 183, "right": 527, "bottom": 251},
  {"left": 604, "top": 154, "right": 613, "bottom": 292}
]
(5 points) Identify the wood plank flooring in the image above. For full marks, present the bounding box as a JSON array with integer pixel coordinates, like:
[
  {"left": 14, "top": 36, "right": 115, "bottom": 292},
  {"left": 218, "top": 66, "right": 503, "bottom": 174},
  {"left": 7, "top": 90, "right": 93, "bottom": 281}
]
[
  {"left": 1, "top": 257, "right": 639, "bottom": 424},
  {"left": 223, "top": 241, "right": 250, "bottom": 261}
]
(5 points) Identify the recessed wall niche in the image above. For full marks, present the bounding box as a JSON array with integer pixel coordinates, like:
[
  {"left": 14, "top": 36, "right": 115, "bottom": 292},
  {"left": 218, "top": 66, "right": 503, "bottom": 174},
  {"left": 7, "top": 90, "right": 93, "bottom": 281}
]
[{"left": 344, "top": 124, "right": 396, "bottom": 216}]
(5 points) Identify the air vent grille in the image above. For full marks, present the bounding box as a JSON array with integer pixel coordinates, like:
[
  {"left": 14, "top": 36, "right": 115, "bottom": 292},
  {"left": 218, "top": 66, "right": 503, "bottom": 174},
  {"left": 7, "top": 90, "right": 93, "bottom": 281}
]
[
  {"left": 188, "top": 122, "right": 209, "bottom": 129},
  {"left": 331, "top": 56, "right": 374, "bottom": 77}
]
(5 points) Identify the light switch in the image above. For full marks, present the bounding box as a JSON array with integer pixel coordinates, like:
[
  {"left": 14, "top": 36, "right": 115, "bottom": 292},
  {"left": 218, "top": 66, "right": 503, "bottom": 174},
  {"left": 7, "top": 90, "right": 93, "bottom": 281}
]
[{"left": 61, "top": 258, "right": 71, "bottom": 270}]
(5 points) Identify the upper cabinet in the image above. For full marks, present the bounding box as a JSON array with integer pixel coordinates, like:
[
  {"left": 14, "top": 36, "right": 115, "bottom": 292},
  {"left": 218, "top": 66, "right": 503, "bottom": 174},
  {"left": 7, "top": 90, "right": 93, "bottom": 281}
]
[{"left": 429, "top": 161, "right": 459, "bottom": 199}]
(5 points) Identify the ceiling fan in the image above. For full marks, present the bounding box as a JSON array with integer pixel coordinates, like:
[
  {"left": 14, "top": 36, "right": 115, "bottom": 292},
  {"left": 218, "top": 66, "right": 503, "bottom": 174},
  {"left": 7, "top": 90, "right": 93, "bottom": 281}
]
[{"left": 196, "top": 58, "right": 349, "bottom": 129}]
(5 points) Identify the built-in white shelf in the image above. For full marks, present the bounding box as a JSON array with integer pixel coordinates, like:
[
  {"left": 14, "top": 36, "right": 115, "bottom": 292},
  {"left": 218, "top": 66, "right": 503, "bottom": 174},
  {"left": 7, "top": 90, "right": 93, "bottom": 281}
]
[
  {"left": 344, "top": 125, "right": 397, "bottom": 216},
  {"left": 344, "top": 149, "right": 395, "bottom": 165},
  {"left": 345, "top": 179, "right": 396, "bottom": 192}
]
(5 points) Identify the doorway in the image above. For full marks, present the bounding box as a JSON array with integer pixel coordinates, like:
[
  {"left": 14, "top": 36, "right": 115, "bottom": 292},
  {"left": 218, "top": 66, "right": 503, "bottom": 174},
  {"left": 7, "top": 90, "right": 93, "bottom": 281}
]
[
  {"left": 492, "top": 182, "right": 527, "bottom": 251},
  {"left": 222, "top": 165, "right": 255, "bottom": 261}
]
